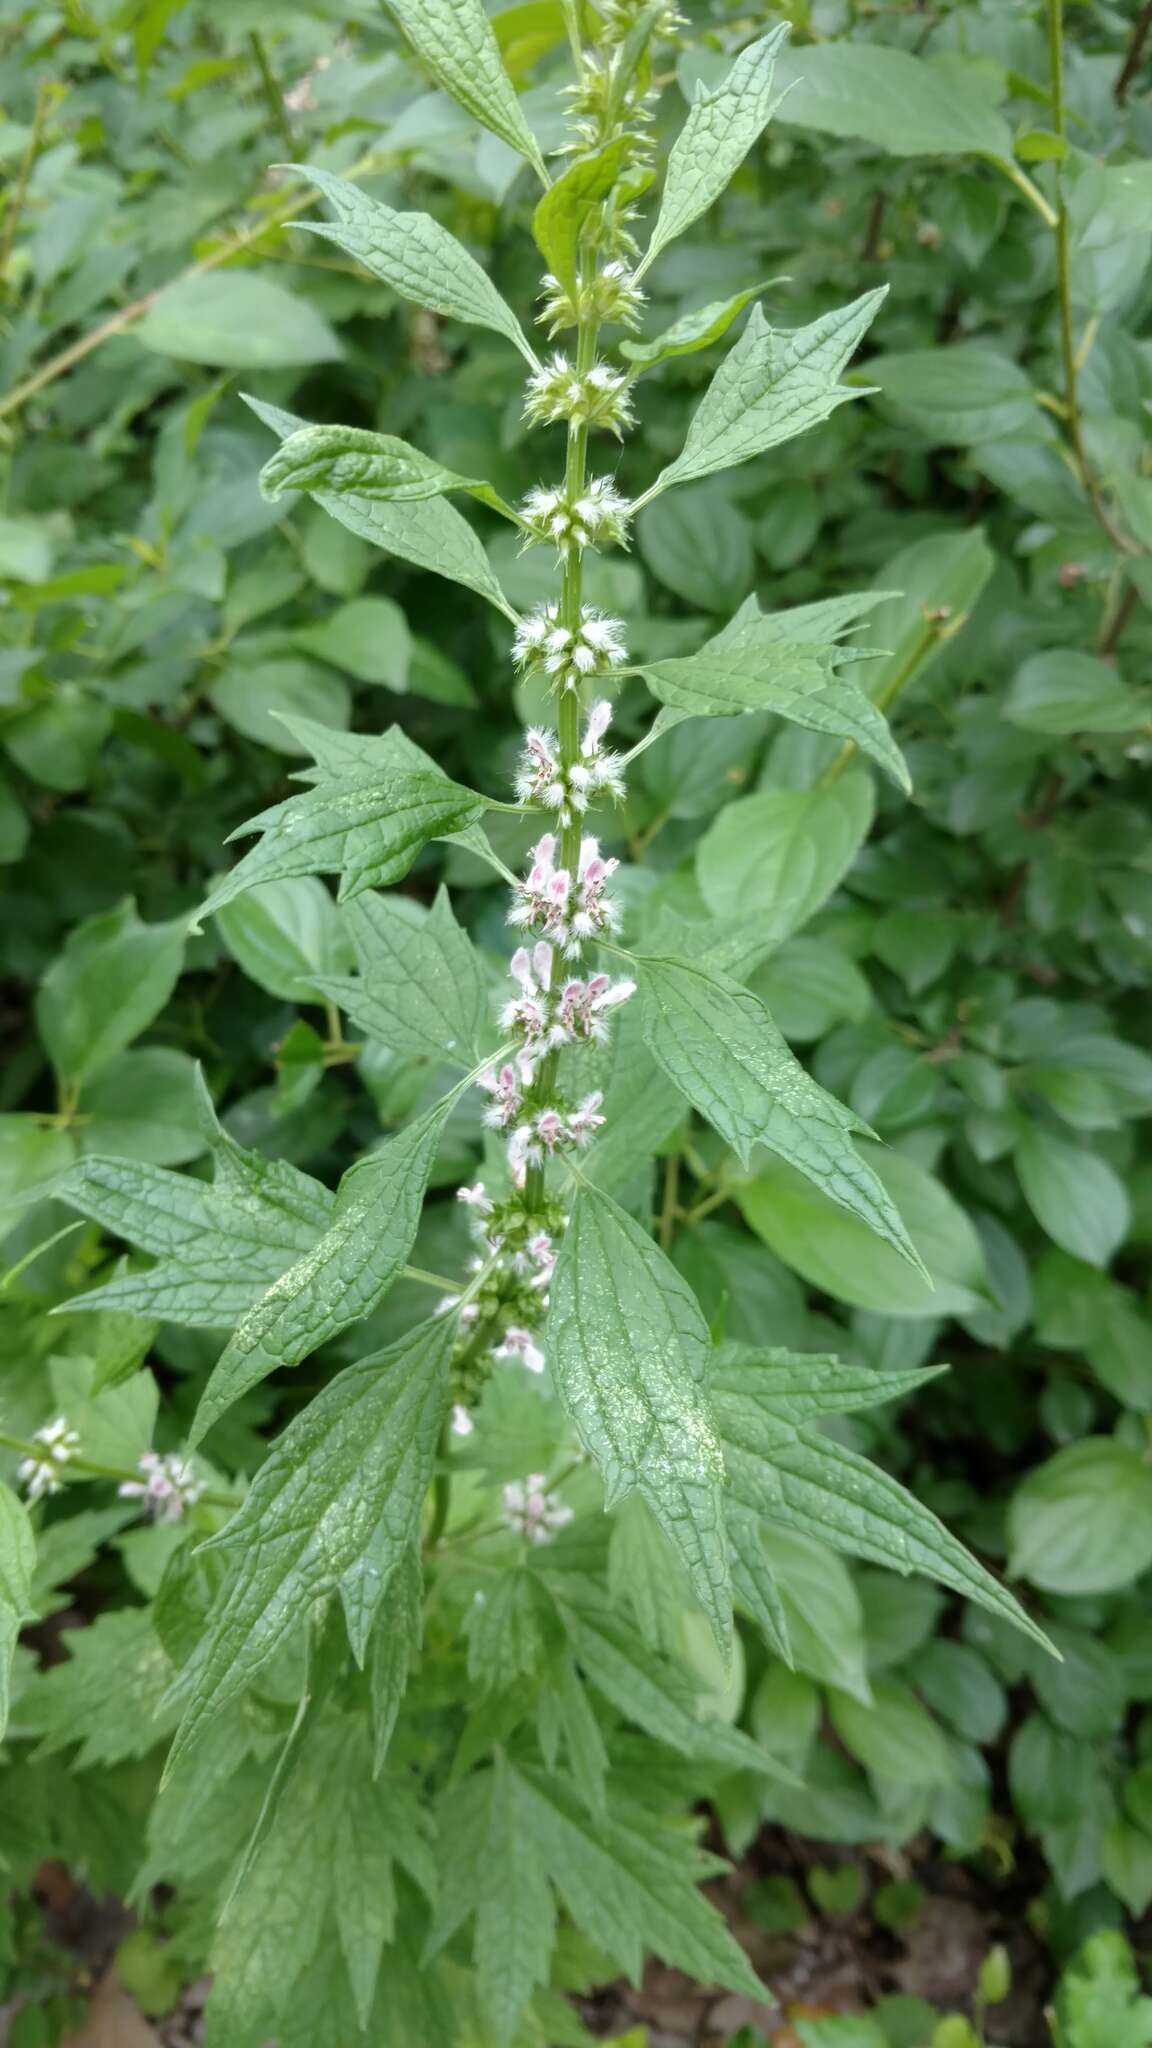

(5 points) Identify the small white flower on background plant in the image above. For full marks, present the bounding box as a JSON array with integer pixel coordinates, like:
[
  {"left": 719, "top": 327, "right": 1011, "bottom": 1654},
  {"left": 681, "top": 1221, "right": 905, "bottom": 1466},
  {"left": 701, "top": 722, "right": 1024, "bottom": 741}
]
[
  {"left": 17, "top": 1417, "right": 81, "bottom": 1502},
  {"left": 494, "top": 1325, "right": 546, "bottom": 1374},
  {"left": 118, "top": 1450, "right": 204, "bottom": 1525},
  {"left": 502, "top": 1474, "right": 573, "bottom": 1543}
]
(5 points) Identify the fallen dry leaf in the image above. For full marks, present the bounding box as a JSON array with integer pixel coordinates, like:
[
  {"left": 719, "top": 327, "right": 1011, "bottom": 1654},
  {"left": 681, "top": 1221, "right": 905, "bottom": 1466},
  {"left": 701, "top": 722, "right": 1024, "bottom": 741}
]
[{"left": 60, "top": 1971, "right": 160, "bottom": 2048}]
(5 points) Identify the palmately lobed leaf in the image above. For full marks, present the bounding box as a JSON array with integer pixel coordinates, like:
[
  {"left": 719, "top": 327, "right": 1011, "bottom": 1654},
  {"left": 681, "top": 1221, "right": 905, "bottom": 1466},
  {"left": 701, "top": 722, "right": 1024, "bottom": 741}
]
[
  {"left": 166, "top": 1316, "right": 454, "bottom": 1775},
  {"left": 315, "top": 884, "right": 491, "bottom": 1068},
  {"left": 189, "top": 1094, "right": 460, "bottom": 1443},
  {"left": 712, "top": 1348, "right": 1052, "bottom": 1653},
  {"left": 54, "top": 1073, "right": 336, "bottom": 1325},
  {"left": 636, "top": 638, "right": 908, "bottom": 790},
  {"left": 633, "top": 952, "right": 924, "bottom": 1268},
  {"left": 197, "top": 761, "right": 488, "bottom": 921},
  {"left": 545, "top": 1183, "right": 733, "bottom": 1656}
]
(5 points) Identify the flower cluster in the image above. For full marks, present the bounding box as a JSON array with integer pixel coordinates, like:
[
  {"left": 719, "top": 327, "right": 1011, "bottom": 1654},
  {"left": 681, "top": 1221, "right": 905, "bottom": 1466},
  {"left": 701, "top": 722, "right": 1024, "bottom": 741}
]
[
  {"left": 513, "top": 603, "right": 628, "bottom": 692},
  {"left": 119, "top": 1450, "right": 204, "bottom": 1524},
  {"left": 18, "top": 1416, "right": 80, "bottom": 1501},
  {"left": 519, "top": 478, "right": 630, "bottom": 555},
  {"left": 523, "top": 354, "right": 634, "bottom": 434},
  {"left": 502, "top": 1474, "right": 574, "bottom": 1544},
  {"left": 539, "top": 260, "right": 645, "bottom": 336},
  {"left": 515, "top": 701, "right": 625, "bottom": 822},
  {"left": 510, "top": 833, "right": 622, "bottom": 953}
]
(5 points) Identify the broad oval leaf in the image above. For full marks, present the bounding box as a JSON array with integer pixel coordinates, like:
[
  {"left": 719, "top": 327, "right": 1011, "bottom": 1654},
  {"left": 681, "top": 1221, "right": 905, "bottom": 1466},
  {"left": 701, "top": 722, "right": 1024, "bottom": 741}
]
[
  {"left": 773, "top": 42, "right": 1015, "bottom": 166},
  {"left": 738, "top": 1144, "right": 990, "bottom": 1318}
]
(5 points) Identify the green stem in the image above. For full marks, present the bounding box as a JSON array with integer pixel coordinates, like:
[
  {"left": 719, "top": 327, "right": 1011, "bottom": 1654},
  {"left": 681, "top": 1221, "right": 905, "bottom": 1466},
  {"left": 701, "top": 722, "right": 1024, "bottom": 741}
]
[
  {"left": 425, "top": 1416, "right": 454, "bottom": 1550},
  {"left": 818, "top": 616, "right": 942, "bottom": 788},
  {"left": 248, "top": 30, "right": 295, "bottom": 157},
  {"left": 0, "top": 1220, "right": 84, "bottom": 1294},
  {"left": 0, "top": 77, "right": 52, "bottom": 290},
  {"left": 1046, "top": 0, "right": 1135, "bottom": 559}
]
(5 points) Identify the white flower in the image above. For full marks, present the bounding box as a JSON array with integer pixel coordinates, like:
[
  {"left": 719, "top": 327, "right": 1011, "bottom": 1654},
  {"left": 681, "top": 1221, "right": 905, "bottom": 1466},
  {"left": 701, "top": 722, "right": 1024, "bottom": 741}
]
[
  {"left": 18, "top": 1417, "right": 80, "bottom": 1502},
  {"left": 519, "top": 476, "right": 631, "bottom": 554},
  {"left": 456, "top": 1182, "right": 494, "bottom": 1216},
  {"left": 523, "top": 355, "right": 635, "bottom": 434},
  {"left": 509, "top": 833, "right": 621, "bottom": 956},
  {"left": 502, "top": 1474, "right": 573, "bottom": 1543},
  {"left": 451, "top": 1404, "right": 474, "bottom": 1437},
  {"left": 118, "top": 1450, "right": 203, "bottom": 1525},
  {"left": 494, "top": 1325, "right": 547, "bottom": 1374},
  {"left": 512, "top": 604, "right": 627, "bottom": 693}
]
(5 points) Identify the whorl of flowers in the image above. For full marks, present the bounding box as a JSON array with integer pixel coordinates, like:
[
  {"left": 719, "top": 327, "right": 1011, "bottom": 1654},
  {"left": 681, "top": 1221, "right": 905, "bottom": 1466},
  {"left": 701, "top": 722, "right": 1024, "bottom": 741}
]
[
  {"left": 512, "top": 605, "right": 628, "bottom": 692},
  {"left": 119, "top": 1450, "right": 204, "bottom": 1524},
  {"left": 519, "top": 478, "right": 631, "bottom": 556},
  {"left": 523, "top": 355, "right": 634, "bottom": 435}
]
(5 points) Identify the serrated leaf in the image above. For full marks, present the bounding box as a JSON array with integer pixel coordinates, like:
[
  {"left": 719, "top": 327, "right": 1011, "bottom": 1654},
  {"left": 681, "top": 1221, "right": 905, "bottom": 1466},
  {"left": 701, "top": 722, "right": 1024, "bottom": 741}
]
[
  {"left": 259, "top": 421, "right": 514, "bottom": 518},
  {"left": 385, "top": 0, "right": 547, "bottom": 177},
  {"left": 363, "top": 1548, "right": 422, "bottom": 1770},
  {"left": 533, "top": 137, "right": 637, "bottom": 293},
  {"left": 546, "top": 1182, "right": 731, "bottom": 1654},
  {"left": 246, "top": 396, "right": 516, "bottom": 618},
  {"left": 477, "top": 1754, "right": 556, "bottom": 2043},
  {"left": 636, "top": 637, "right": 908, "bottom": 789},
  {"left": 190, "top": 1094, "right": 459, "bottom": 1444},
  {"left": 645, "top": 290, "right": 886, "bottom": 498},
  {"left": 465, "top": 1568, "right": 553, "bottom": 1696},
  {"left": 196, "top": 725, "right": 487, "bottom": 921},
  {"left": 316, "top": 885, "right": 490, "bottom": 1067},
  {"left": 726, "top": 1505, "right": 792, "bottom": 1663},
  {"left": 712, "top": 1350, "right": 1050, "bottom": 1652},
  {"left": 26, "top": 1607, "right": 178, "bottom": 1767},
  {"left": 620, "top": 284, "right": 770, "bottom": 370},
  {"left": 0, "top": 1483, "right": 35, "bottom": 1740},
  {"left": 549, "top": 1580, "right": 795, "bottom": 1783},
  {"left": 207, "top": 1716, "right": 433, "bottom": 2044},
  {"left": 639, "top": 26, "right": 789, "bottom": 275},
  {"left": 513, "top": 1763, "right": 763, "bottom": 1996},
  {"left": 167, "top": 1317, "right": 453, "bottom": 1773},
  {"left": 285, "top": 163, "right": 536, "bottom": 360},
  {"left": 634, "top": 953, "right": 922, "bottom": 1267},
  {"left": 55, "top": 1076, "right": 335, "bottom": 1326}
]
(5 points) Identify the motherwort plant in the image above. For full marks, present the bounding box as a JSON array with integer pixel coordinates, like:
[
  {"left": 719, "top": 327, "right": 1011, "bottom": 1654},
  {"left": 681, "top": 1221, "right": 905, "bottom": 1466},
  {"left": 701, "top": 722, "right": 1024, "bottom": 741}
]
[{"left": 34, "top": 2, "right": 1051, "bottom": 2037}]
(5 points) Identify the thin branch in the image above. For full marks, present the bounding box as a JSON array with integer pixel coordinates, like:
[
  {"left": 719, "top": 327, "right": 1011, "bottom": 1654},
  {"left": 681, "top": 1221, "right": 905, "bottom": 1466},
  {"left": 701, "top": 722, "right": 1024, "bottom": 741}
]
[
  {"left": 248, "top": 30, "right": 295, "bottom": 157},
  {"left": 1115, "top": 0, "right": 1152, "bottom": 101}
]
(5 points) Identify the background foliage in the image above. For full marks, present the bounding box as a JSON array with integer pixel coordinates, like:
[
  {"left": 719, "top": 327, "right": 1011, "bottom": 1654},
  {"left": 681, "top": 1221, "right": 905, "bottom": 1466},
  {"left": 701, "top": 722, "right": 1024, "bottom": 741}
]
[{"left": 1, "top": 0, "right": 1151, "bottom": 2042}]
